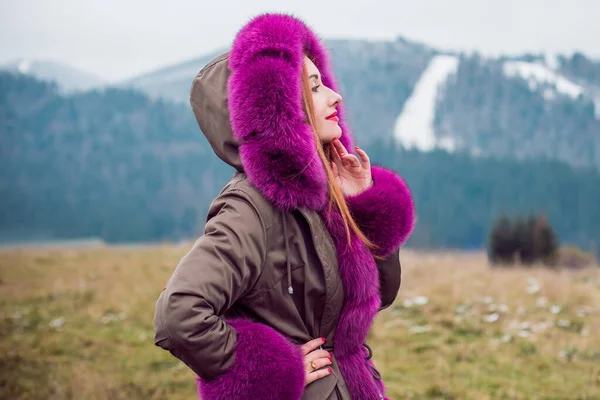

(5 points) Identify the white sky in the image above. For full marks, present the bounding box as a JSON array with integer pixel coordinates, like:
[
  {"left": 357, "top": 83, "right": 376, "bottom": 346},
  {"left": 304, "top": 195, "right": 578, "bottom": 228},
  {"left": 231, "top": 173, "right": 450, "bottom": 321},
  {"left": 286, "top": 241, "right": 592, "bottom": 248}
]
[{"left": 1, "top": 0, "right": 598, "bottom": 82}]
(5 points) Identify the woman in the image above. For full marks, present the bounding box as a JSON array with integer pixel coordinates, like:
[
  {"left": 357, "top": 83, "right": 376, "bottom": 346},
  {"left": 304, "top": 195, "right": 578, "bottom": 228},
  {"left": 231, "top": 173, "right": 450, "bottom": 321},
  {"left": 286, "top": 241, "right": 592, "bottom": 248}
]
[{"left": 153, "top": 13, "right": 415, "bottom": 400}]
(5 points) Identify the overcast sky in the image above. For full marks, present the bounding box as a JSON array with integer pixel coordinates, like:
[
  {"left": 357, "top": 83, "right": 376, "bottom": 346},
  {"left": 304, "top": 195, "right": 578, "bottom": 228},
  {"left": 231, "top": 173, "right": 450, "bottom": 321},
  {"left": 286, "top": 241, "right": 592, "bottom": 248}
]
[{"left": 1, "top": 0, "right": 598, "bottom": 82}]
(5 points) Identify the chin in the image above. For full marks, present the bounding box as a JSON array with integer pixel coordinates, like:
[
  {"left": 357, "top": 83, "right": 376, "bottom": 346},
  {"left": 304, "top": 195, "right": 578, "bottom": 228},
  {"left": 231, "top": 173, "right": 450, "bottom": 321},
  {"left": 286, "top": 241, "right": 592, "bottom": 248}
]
[{"left": 318, "top": 127, "right": 341, "bottom": 144}]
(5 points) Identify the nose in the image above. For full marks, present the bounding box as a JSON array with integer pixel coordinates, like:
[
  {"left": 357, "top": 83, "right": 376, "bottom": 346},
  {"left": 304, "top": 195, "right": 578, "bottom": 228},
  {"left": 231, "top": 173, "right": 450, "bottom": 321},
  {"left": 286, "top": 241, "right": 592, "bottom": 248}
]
[{"left": 330, "top": 89, "right": 342, "bottom": 106}]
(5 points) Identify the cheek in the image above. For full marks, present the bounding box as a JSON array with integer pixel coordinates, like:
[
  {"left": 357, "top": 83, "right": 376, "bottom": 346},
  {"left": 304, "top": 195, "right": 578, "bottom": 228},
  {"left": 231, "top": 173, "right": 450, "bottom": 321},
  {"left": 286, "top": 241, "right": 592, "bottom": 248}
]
[{"left": 313, "top": 95, "right": 328, "bottom": 120}]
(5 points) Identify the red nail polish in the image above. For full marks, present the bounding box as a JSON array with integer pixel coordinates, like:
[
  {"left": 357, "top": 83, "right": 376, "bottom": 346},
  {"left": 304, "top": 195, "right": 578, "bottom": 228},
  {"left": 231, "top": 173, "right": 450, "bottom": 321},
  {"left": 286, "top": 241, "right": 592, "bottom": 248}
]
[
  {"left": 329, "top": 357, "right": 332, "bottom": 363},
  {"left": 328, "top": 352, "right": 332, "bottom": 357},
  {"left": 327, "top": 368, "right": 332, "bottom": 373},
  {"left": 321, "top": 337, "right": 326, "bottom": 343}
]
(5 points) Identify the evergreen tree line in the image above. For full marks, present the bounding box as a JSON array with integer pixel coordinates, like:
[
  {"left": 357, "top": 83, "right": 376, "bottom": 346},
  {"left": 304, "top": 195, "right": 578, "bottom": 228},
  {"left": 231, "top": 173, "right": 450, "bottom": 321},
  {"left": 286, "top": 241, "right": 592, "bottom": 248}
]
[{"left": 488, "top": 214, "right": 559, "bottom": 266}]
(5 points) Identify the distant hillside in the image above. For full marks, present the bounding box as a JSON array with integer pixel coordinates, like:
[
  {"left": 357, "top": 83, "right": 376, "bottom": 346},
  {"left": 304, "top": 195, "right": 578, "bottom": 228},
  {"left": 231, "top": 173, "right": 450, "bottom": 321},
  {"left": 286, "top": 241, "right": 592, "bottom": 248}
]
[
  {"left": 0, "top": 72, "right": 232, "bottom": 243},
  {"left": 114, "top": 50, "right": 224, "bottom": 103},
  {"left": 434, "top": 54, "right": 600, "bottom": 170},
  {"left": 1, "top": 72, "right": 599, "bottom": 253},
  {"left": 0, "top": 59, "right": 106, "bottom": 93}
]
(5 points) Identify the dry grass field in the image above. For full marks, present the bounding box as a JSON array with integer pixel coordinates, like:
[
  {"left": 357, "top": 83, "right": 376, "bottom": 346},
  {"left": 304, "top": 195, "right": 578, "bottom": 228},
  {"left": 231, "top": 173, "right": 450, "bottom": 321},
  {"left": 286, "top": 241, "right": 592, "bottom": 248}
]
[{"left": 1, "top": 244, "right": 599, "bottom": 399}]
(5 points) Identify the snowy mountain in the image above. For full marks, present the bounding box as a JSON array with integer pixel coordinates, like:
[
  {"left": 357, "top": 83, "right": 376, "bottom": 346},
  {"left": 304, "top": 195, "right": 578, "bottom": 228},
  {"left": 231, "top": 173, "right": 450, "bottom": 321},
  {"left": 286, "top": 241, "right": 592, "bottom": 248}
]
[
  {"left": 430, "top": 54, "right": 600, "bottom": 170},
  {"left": 393, "top": 53, "right": 600, "bottom": 168},
  {"left": 0, "top": 59, "right": 106, "bottom": 93},
  {"left": 8, "top": 37, "right": 597, "bottom": 171}
]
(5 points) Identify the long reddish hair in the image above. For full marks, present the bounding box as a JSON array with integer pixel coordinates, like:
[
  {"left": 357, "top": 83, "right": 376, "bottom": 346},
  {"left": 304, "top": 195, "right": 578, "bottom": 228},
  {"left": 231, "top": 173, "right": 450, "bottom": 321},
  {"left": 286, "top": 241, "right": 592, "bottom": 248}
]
[{"left": 300, "top": 60, "right": 380, "bottom": 257}]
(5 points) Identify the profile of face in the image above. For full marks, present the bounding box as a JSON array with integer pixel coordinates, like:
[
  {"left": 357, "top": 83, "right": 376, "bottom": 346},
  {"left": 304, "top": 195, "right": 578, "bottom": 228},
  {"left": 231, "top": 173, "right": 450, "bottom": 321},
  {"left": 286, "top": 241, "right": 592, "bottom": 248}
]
[{"left": 304, "top": 56, "right": 343, "bottom": 144}]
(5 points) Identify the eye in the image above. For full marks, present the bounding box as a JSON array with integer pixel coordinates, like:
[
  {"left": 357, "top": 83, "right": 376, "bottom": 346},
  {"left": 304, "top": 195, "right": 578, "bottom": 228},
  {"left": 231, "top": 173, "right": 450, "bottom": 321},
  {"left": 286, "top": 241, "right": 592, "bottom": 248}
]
[{"left": 312, "top": 84, "right": 320, "bottom": 93}]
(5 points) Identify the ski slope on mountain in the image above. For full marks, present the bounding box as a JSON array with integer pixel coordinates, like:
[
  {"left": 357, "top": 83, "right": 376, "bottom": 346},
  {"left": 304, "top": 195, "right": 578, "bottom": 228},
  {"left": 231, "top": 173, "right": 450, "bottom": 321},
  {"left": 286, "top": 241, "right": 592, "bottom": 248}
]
[{"left": 393, "top": 55, "right": 459, "bottom": 152}]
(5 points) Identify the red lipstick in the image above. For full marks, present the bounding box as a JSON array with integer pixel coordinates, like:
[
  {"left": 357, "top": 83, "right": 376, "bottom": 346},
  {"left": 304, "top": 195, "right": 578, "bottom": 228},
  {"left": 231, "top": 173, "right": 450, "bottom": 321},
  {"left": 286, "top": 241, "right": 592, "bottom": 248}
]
[{"left": 326, "top": 111, "right": 338, "bottom": 121}]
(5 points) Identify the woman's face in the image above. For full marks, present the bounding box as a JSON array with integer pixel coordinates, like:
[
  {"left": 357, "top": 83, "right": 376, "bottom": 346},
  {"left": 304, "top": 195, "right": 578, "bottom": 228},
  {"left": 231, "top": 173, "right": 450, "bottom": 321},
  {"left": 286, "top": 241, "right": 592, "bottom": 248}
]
[{"left": 304, "top": 56, "right": 343, "bottom": 144}]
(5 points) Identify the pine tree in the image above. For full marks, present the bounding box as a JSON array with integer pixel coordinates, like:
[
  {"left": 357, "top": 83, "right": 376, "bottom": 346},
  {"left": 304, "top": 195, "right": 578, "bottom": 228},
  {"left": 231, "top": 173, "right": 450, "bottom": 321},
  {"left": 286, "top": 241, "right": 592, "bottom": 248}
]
[
  {"left": 534, "top": 214, "right": 560, "bottom": 266},
  {"left": 488, "top": 214, "right": 516, "bottom": 265},
  {"left": 515, "top": 216, "right": 536, "bottom": 265}
]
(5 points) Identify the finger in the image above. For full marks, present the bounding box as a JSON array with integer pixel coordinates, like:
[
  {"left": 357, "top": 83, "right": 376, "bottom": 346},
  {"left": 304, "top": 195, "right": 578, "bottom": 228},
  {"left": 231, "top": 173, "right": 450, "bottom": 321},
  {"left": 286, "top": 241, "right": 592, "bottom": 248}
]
[
  {"left": 330, "top": 144, "right": 346, "bottom": 175},
  {"left": 305, "top": 349, "right": 332, "bottom": 362},
  {"left": 332, "top": 138, "right": 349, "bottom": 157},
  {"left": 355, "top": 146, "right": 371, "bottom": 169},
  {"left": 330, "top": 160, "right": 339, "bottom": 177},
  {"left": 341, "top": 154, "right": 361, "bottom": 168},
  {"left": 304, "top": 356, "right": 332, "bottom": 377},
  {"left": 305, "top": 357, "right": 332, "bottom": 374},
  {"left": 301, "top": 337, "right": 325, "bottom": 355},
  {"left": 305, "top": 366, "right": 333, "bottom": 386},
  {"left": 330, "top": 142, "right": 343, "bottom": 166}
]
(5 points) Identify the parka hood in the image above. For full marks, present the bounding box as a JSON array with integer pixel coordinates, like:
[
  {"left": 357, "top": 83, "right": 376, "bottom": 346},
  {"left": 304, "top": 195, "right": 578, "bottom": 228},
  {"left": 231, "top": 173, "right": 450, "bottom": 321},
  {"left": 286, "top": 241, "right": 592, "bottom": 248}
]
[{"left": 190, "top": 13, "right": 355, "bottom": 212}]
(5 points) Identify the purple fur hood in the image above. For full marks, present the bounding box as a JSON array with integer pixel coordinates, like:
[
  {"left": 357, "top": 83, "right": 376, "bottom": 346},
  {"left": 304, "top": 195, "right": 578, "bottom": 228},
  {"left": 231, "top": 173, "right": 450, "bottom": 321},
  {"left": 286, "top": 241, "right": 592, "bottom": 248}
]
[{"left": 156, "top": 12, "right": 416, "bottom": 400}]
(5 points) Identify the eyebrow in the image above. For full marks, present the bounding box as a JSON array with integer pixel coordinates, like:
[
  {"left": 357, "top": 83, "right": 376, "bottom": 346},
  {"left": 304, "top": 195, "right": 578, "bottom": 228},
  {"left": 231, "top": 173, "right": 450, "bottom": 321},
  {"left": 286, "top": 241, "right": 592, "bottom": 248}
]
[{"left": 309, "top": 73, "right": 319, "bottom": 80}]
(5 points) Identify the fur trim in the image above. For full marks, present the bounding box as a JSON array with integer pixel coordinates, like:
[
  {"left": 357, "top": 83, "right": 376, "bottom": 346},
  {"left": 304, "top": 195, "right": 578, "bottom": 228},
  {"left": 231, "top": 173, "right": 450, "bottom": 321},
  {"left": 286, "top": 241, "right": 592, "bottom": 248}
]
[
  {"left": 321, "top": 208, "right": 388, "bottom": 399},
  {"left": 228, "top": 13, "right": 354, "bottom": 211},
  {"left": 196, "top": 319, "right": 305, "bottom": 400},
  {"left": 346, "top": 165, "right": 416, "bottom": 257}
]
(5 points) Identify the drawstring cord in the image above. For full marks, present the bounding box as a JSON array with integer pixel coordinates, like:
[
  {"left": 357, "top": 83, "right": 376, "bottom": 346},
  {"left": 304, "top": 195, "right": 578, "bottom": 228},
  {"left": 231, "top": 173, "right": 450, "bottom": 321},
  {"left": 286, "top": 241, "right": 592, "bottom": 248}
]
[{"left": 282, "top": 212, "right": 293, "bottom": 295}]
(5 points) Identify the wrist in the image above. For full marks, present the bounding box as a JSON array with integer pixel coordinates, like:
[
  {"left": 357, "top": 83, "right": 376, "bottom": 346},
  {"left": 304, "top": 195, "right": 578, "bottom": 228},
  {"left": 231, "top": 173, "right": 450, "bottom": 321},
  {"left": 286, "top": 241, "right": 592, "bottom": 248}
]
[
  {"left": 359, "top": 177, "right": 373, "bottom": 194},
  {"left": 345, "top": 178, "right": 373, "bottom": 197}
]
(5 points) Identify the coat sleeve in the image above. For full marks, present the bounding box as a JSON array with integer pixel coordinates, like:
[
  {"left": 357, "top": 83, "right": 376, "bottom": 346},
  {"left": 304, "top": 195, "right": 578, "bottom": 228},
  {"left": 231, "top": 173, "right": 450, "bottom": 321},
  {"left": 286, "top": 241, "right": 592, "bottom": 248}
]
[
  {"left": 345, "top": 165, "right": 415, "bottom": 258},
  {"left": 153, "top": 190, "right": 305, "bottom": 400},
  {"left": 376, "top": 248, "right": 402, "bottom": 311}
]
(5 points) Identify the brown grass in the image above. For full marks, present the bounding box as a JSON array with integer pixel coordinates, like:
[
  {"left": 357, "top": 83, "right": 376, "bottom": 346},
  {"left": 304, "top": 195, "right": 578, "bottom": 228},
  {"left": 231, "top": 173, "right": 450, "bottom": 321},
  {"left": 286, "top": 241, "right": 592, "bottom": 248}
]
[{"left": 1, "top": 245, "right": 599, "bottom": 399}]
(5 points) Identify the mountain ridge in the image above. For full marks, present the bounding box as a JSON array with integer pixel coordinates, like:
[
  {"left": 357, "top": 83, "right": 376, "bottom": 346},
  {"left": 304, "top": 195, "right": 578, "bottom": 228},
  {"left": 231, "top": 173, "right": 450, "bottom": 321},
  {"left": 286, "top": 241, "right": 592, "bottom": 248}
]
[{"left": 1, "top": 71, "right": 599, "bottom": 253}]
